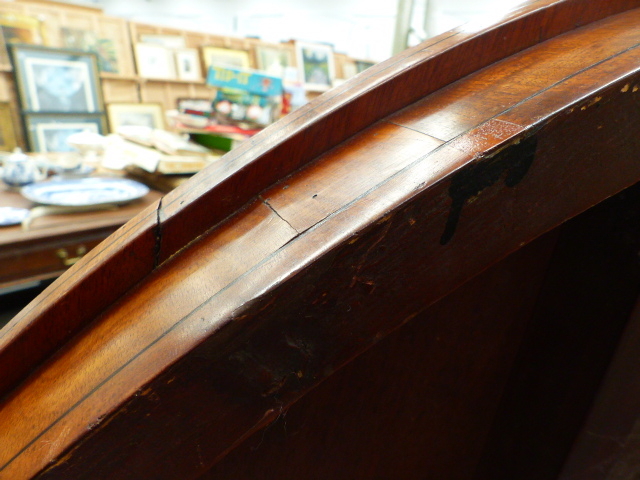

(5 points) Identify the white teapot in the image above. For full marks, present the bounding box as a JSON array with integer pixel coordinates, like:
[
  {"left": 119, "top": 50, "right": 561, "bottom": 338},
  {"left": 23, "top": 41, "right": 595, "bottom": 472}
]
[{"left": 2, "top": 148, "right": 47, "bottom": 186}]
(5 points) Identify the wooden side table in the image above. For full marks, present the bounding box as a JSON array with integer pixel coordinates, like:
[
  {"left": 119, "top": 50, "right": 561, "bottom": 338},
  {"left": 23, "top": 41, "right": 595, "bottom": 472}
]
[{"left": 0, "top": 181, "right": 162, "bottom": 291}]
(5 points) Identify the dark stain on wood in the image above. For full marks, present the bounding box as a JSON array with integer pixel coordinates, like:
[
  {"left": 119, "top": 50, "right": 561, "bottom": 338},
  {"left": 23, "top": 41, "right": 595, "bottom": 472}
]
[{"left": 441, "top": 135, "right": 538, "bottom": 245}]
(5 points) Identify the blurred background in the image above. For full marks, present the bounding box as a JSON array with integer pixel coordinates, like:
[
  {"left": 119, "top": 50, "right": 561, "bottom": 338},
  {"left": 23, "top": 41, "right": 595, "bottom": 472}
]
[{"left": 56, "top": 0, "right": 525, "bottom": 61}]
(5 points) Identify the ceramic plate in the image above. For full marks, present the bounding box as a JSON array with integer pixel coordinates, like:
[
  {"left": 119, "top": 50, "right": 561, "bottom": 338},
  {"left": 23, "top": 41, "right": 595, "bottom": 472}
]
[
  {"left": 0, "top": 207, "right": 30, "bottom": 226},
  {"left": 21, "top": 178, "right": 150, "bottom": 206}
]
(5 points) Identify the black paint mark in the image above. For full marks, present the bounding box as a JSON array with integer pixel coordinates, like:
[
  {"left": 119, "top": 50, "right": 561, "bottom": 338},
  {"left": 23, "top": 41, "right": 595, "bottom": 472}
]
[{"left": 440, "top": 135, "right": 538, "bottom": 245}]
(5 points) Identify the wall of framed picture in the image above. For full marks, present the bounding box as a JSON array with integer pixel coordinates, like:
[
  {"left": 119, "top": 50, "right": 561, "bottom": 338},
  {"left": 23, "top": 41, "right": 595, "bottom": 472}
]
[
  {"left": 0, "top": 0, "right": 376, "bottom": 152},
  {"left": 9, "top": 43, "right": 108, "bottom": 152}
]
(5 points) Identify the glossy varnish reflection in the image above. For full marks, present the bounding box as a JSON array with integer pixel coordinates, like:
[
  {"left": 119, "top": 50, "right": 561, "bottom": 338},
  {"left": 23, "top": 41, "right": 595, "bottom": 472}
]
[{"left": 0, "top": 1, "right": 639, "bottom": 478}]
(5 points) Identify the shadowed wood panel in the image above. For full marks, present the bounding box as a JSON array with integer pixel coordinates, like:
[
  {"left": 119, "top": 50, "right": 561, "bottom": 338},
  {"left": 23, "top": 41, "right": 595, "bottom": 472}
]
[{"left": 200, "top": 232, "right": 559, "bottom": 480}]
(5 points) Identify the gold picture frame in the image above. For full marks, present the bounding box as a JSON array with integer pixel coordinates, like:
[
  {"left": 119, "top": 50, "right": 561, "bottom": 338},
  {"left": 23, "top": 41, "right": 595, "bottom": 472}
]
[
  {"left": 107, "top": 103, "right": 165, "bottom": 133},
  {"left": 201, "top": 46, "right": 251, "bottom": 73},
  {"left": 0, "top": 12, "right": 45, "bottom": 66},
  {"left": 0, "top": 102, "right": 17, "bottom": 152}
]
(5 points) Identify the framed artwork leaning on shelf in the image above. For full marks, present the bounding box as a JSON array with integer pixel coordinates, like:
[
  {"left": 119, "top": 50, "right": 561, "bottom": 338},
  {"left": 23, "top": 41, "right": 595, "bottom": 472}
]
[
  {"left": 0, "top": 102, "right": 17, "bottom": 152},
  {"left": 0, "top": 12, "right": 45, "bottom": 66},
  {"left": 60, "top": 27, "right": 119, "bottom": 74},
  {"left": 107, "top": 103, "right": 165, "bottom": 133},
  {"left": 10, "top": 44, "right": 104, "bottom": 114},
  {"left": 294, "top": 41, "right": 335, "bottom": 92},
  {"left": 254, "top": 45, "right": 295, "bottom": 77},
  {"left": 175, "top": 49, "right": 202, "bottom": 82},
  {"left": 24, "top": 113, "right": 106, "bottom": 153},
  {"left": 135, "top": 43, "right": 176, "bottom": 80},
  {"left": 201, "top": 46, "right": 251, "bottom": 72}
]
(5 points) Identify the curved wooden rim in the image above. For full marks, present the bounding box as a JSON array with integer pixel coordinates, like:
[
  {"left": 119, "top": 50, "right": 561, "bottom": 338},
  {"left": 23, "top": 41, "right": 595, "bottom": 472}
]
[
  {"left": 0, "top": 2, "right": 640, "bottom": 477},
  {"left": 1, "top": 0, "right": 639, "bottom": 416}
]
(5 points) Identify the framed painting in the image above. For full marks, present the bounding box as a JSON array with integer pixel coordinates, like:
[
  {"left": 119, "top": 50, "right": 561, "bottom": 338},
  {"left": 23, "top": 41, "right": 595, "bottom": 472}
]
[
  {"left": 61, "top": 27, "right": 119, "bottom": 74},
  {"left": 24, "top": 113, "right": 106, "bottom": 153},
  {"left": 10, "top": 44, "right": 103, "bottom": 114},
  {"left": 175, "top": 49, "right": 202, "bottom": 82},
  {"left": 201, "top": 46, "right": 251, "bottom": 72},
  {"left": 134, "top": 43, "right": 176, "bottom": 80},
  {"left": 107, "top": 103, "right": 165, "bottom": 133},
  {"left": 254, "top": 45, "right": 295, "bottom": 77},
  {"left": 0, "top": 13, "right": 44, "bottom": 47},
  {"left": 294, "top": 41, "right": 335, "bottom": 92},
  {"left": 0, "top": 102, "right": 17, "bottom": 152}
]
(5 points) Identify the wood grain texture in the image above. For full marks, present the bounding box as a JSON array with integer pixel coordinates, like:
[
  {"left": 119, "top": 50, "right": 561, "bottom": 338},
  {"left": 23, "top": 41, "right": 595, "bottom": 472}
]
[
  {"left": 1, "top": 0, "right": 638, "bottom": 406},
  {"left": 0, "top": 2, "right": 639, "bottom": 478},
  {"left": 200, "top": 232, "right": 560, "bottom": 480}
]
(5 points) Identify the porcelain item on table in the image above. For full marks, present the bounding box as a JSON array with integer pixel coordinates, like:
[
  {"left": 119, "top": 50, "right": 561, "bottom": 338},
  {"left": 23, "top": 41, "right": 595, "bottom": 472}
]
[
  {"left": 66, "top": 130, "right": 106, "bottom": 166},
  {"left": 2, "top": 148, "right": 47, "bottom": 186},
  {"left": 0, "top": 207, "right": 30, "bottom": 226},
  {"left": 21, "top": 177, "right": 150, "bottom": 207}
]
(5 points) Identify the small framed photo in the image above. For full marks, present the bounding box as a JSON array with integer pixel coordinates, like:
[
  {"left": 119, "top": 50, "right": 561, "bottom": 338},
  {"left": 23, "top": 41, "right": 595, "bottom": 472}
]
[
  {"left": 254, "top": 45, "right": 295, "bottom": 77},
  {"left": 24, "top": 113, "right": 106, "bottom": 152},
  {"left": 107, "top": 103, "right": 165, "bottom": 133},
  {"left": 10, "top": 44, "right": 103, "bottom": 113},
  {"left": 295, "top": 41, "right": 335, "bottom": 92},
  {"left": 175, "top": 48, "right": 202, "bottom": 82},
  {"left": 0, "top": 102, "right": 17, "bottom": 152},
  {"left": 201, "top": 46, "right": 251, "bottom": 72},
  {"left": 134, "top": 43, "right": 176, "bottom": 80}
]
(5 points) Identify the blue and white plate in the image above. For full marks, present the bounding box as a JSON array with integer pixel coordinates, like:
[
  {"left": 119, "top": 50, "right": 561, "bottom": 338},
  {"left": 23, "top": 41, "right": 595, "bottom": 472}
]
[
  {"left": 21, "top": 178, "right": 150, "bottom": 207},
  {"left": 0, "top": 207, "right": 30, "bottom": 226}
]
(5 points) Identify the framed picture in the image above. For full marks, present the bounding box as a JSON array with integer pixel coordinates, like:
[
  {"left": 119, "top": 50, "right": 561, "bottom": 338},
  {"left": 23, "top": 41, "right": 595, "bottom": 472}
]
[
  {"left": 61, "top": 27, "right": 119, "bottom": 74},
  {"left": 107, "top": 103, "right": 165, "bottom": 133},
  {"left": 134, "top": 43, "right": 176, "bottom": 80},
  {"left": 10, "top": 44, "right": 103, "bottom": 114},
  {"left": 175, "top": 49, "right": 202, "bottom": 81},
  {"left": 201, "top": 46, "right": 251, "bottom": 72},
  {"left": 295, "top": 41, "right": 335, "bottom": 92},
  {"left": 24, "top": 113, "right": 106, "bottom": 153},
  {"left": 0, "top": 102, "right": 17, "bottom": 152},
  {"left": 0, "top": 13, "right": 44, "bottom": 47},
  {"left": 254, "top": 45, "right": 295, "bottom": 77}
]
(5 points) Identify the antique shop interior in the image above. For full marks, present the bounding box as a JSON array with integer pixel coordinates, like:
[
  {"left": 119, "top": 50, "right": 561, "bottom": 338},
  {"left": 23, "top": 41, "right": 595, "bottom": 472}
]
[{"left": 0, "top": 0, "right": 517, "bottom": 324}]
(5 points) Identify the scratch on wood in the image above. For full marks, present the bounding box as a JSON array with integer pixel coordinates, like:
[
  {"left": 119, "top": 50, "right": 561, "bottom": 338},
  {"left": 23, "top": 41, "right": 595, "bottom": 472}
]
[
  {"left": 259, "top": 195, "right": 300, "bottom": 235},
  {"left": 350, "top": 218, "right": 393, "bottom": 287},
  {"left": 153, "top": 197, "right": 163, "bottom": 268}
]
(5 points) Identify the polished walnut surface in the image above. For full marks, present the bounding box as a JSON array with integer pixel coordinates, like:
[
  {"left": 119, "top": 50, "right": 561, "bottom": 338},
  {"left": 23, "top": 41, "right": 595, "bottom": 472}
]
[{"left": 0, "top": 1, "right": 640, "bottom": 478}]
